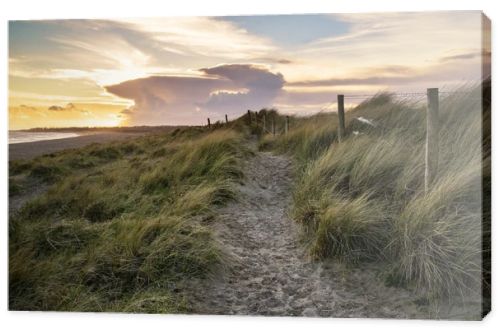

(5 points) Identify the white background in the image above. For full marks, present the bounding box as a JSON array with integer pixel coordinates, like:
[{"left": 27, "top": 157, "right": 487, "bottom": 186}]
[{"left": 0, "top": 0, "right": 498, "bottom": 333}]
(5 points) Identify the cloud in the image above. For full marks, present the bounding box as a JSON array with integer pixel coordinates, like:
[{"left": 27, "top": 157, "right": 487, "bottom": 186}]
[
  {"left": 19, "top": 104, "right": 37, "bottom": 111},
  {"left": 249, "top": 57, "right": 293, "bottom": 65},
  {"left": 286, "top": 52, "right": 482, "bottom": 89},
  {"left": 277, "top": 59, "right": 293, "bottom": 64},
  {"left": 200, "top": 64, "right": 284, "bottom": 90},
  {"left": 10, "top": 103, "right": 122, "bottom": 129},
  {"left": 9, "top": 18, "right": 278, "bottom": 87},
  {"left": 199, "top": 64, "right": 284, "bottom": 111},
  {"left": 48, "top": 105, "right": 64, "bottom": 111},
  {"left": 105, "top": 64, "right": 285, "bottom": 125},
  {"left": 285, "top": 12, "right": 483, "bottom": 84},
  {"left": 48, "top": 103, "right": 77, "bottom": 111},
  {"left": 439, "top": 52, "right": 479, "bottom": 62},
  {"left": 9, "top": 13, "right": 486, "bottom": 126},
  {"left": 287, "top": 76, "right": 409, "bottom": 87}
]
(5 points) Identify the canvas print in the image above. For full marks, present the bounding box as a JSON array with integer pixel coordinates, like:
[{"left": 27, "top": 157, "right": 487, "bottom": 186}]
[{"left": 8, "top": 11, "right": 490, "bottom": 320}]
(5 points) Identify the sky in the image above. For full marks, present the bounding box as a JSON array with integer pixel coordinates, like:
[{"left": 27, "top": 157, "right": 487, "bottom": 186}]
[{"left": 8, "top": 11, "right": 487, "bottom": 129}]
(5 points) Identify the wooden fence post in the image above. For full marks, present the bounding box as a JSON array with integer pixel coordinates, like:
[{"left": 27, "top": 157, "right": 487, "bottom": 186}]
[
  {"left": 263, "top": 113, "right": 267, "bottom": 133},
  {"left": 247, "top": 110, "right": 252, "bottom": 124},
  {"left": 285, "top": 116, "right": 289, "bottom": 134},
  {"left": 272, "top": 117, "right": 276, "bottom": 136},
  {"left": 225, "top": 114, "right": 228, "bottom": 123},
  {"left": 207, "top": 118, "right": 211, "bottom": 129},
  {"left": 337, "top": 94, "right": 345, "bottom": 142},
  {"left": 425, "top": 88, "right": 439, "bottom": 193}
]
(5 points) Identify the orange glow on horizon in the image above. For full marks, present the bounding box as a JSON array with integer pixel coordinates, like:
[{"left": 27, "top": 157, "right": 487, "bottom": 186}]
[{"left": 9, "top": 103, "right": 126, "bottom": 130}]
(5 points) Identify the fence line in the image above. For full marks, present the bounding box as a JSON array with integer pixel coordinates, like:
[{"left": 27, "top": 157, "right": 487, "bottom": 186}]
[
  {"left": 207, "top": 88, "right": 483, "bottom": 194},
  {"left": 207, "top": 89, "right": 479, "bottom": 128},
  {"left": 204, "top": 88, "right": 445, "bottom": 195},
  {"left": 335, "top": 88, "right": 441, "bottom": 192},
  {"left": 200, "top": 85, "right": 484, "bottom": 198},
  {"left": 343, "top": 91, "right": 470, "bottom": 99},
  {"left": 206, "top": 87, "right": 443, "bottom": 192}
]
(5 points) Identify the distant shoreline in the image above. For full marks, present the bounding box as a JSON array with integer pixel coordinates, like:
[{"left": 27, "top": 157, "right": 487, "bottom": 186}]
[
  {"left": 9, "top": 131, "right": 151, "bottom": 161},
  {"left": 9, "top": 131, "right": 81, "bottom": 144},
  {"left": 15, "top": 125, "right": 182, "bottom": 133}
]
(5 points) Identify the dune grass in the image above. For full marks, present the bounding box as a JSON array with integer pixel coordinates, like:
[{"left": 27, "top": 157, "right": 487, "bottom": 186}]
[
  {"left": 9, "top": 89, "right": 489, "bottom": 315},
  {"left": 9, "top": 126, "right": 251, "bottom": 312},
  {"left": 261, "top": 84, "right": 489, "bottom": 306}
]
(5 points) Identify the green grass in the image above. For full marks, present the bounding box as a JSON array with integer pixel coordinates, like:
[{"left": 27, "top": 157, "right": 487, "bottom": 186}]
[
  {"left": 9, "top": 89, "right": 489, "bottom": 315},
  {"left": 261, "top": 84, "right": 489, "bottom": 304},
  {"left": 9, "top": 126, "right": 251, "bottom": 312}
]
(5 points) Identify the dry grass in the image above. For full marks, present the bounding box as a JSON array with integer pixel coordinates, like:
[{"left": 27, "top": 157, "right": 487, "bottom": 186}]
[
  {"left": 262, "top": 83, "right": 489, "bottom": 304},
  {"left": 9, "top": 127, "right": 250, "bottom": 312}
]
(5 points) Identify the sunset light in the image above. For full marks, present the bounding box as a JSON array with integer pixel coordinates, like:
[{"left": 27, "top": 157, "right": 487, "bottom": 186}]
[
  {"left": 7, "top": 10, "right": 491, "bottom": 319},
  {"left": 9, "top": 12, "right": 486, "bottom": 128}
]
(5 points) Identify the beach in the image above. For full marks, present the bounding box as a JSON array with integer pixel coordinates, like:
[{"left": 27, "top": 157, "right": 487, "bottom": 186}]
[{"left": 9, "top": 131, "right": 147, "bottom": 161}]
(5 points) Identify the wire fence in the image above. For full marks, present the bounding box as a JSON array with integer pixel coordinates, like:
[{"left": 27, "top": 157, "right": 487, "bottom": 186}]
[
  {"left": 317, "top": 90, "right": 480, "bottom": 112},
  {"left": 207, "top": 87, "right": 482, "bottom": 193},
  {"left": 205, "top": 87, "right": 446, "bottom": 194},
  {"left": 207, "top": 89, "right": 481, "bottom": 127}
]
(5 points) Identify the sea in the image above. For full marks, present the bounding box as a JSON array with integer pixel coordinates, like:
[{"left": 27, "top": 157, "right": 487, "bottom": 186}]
[{"left": 9, "top": 131, "right": 80, "bottom": 144}]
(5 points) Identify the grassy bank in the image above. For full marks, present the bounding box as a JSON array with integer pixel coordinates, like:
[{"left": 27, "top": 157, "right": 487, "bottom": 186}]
[
  {"left": 9, "top": 126, "right": 251, "bottom": 312},
  {"left": 261, "top": 84, "right": 489, "bottom": 307}
]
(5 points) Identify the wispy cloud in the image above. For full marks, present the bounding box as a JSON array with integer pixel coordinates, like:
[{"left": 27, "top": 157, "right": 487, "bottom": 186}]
[
  {"left": 10, "top": 17, "right": 278, "bottom": 85},
  {"left": 439, "top": 51, "right": 480, "bottom": 62},
  {"left": 284, "top": 11, "right": 483, "bottom": 82},
  {"left": 118, "top": 17, "right": 277, "bottom": 60},
  {"left": 9, "top": 12, "right": 486, "bottom": 127}
]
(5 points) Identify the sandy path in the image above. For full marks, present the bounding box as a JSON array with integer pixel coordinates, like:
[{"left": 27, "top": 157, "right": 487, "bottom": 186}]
[{"left": 189, "top": 151, "right": 426, "bottom": 318}]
